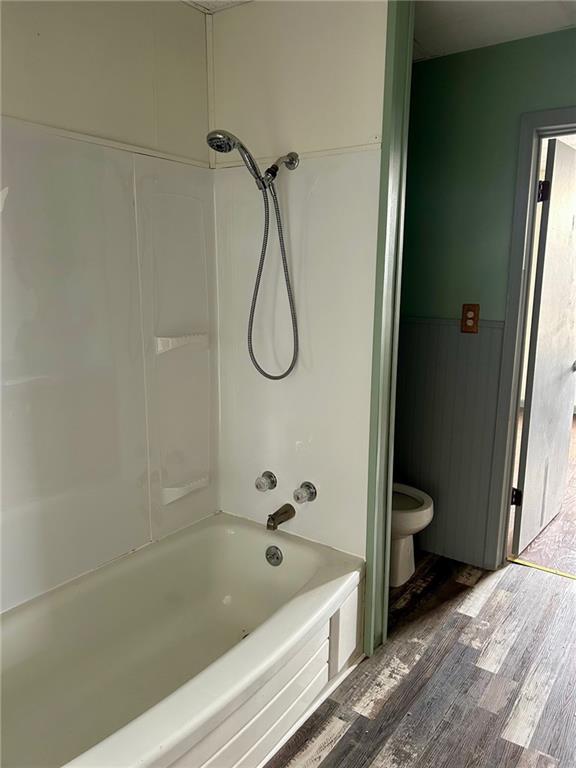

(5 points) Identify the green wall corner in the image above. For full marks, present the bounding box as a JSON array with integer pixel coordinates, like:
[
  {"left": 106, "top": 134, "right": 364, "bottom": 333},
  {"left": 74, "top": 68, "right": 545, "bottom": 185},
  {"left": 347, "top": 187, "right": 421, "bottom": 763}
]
[{"left": 402, "top": 28, "right": 576, "bottom": 321}]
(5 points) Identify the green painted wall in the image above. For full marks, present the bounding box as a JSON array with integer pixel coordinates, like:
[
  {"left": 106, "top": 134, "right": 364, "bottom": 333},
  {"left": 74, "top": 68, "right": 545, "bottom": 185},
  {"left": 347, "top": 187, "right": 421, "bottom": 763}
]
[{"left": 401, "top": 28, "right": 576, "bottom": 321}]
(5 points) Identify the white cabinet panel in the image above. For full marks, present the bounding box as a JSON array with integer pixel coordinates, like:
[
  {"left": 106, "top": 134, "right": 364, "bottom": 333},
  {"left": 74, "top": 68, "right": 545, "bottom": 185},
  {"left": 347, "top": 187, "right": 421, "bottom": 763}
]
[{"left": 1, "top": 120, "right": 150, "bottom": 609}]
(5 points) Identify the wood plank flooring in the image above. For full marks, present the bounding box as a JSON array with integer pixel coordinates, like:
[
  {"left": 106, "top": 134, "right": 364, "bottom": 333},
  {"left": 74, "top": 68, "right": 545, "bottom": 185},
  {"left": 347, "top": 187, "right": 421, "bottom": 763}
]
[{"left": 265, "top": 555, "right": 576, "bottom": 768}]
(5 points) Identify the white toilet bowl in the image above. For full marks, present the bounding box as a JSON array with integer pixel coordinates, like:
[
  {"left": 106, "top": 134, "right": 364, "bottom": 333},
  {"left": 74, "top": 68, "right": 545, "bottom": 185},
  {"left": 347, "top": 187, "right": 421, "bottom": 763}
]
[{"left": 390, "top": 483, "right": 434, "bottom": 587}]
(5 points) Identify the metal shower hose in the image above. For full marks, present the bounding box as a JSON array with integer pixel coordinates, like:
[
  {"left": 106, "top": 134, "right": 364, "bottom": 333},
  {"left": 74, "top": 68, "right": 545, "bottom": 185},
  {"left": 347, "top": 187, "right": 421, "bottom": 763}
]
[{"left": 247, "top": 182, "right": 299, "bottom": 380}]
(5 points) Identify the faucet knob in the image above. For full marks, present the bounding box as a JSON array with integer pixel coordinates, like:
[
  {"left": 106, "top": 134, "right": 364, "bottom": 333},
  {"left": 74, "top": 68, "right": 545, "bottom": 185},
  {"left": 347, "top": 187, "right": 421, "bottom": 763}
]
[
  {"left": 255, "top": 471, "right": 277, "bottom": 492},
  {"left": 293, "top": 481, "right": 317, "bottom": 504}
]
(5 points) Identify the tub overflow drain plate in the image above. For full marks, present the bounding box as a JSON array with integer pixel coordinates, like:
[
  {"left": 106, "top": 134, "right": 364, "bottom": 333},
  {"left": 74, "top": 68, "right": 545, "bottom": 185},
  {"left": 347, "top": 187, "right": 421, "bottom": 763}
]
[{"left": 266, "top": 545, "right": 283, "bottom": 566}]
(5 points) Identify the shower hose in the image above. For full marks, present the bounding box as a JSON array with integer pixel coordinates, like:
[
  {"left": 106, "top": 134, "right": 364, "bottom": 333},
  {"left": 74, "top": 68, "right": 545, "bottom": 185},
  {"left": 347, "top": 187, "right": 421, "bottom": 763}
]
[{"left": 247, "top": 182, "right": 299, "bottom": 380}]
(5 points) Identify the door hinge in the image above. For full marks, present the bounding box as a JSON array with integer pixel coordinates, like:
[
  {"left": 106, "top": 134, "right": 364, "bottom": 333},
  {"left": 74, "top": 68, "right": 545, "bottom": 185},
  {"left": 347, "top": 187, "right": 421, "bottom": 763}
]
[
  {"left": 537, "top": 179, "right": 550, "bottom": 202},
  {"left": 511, "top": 487, "right": 523, "bottom": 506}
]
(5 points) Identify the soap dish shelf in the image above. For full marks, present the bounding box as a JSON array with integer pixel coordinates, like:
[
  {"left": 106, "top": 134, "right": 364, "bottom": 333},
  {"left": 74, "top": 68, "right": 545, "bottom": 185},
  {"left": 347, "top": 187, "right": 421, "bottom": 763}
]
[
  {"left": 161, "top": 476, "right": 210, "bottom": 506},
  {"left": 155, "top": 334, "right": 209, "bottom": 354}
]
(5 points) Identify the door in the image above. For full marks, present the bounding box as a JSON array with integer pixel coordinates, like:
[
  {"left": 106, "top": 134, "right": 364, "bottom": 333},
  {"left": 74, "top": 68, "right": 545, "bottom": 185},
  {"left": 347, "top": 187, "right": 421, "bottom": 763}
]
[{"left": 513, "top": 138, "right": 576, "bottom": 554}]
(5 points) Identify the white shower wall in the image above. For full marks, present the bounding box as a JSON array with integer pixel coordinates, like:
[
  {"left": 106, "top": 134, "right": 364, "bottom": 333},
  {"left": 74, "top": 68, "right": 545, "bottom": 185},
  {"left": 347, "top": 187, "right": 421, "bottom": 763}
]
[
  {"left": 211, "top": 0, "right": 387, "bottom": 557},
  {"left": 2, "top": 0, "right": 388, "bottom": 607},
  {"left": 1, "top": 121, "right": 379, "bottom": 609},
  {"left": 2, "top": 122, "right": 149, "bottom": 609},
  {"left": 1, "top": 121, "right": 217, "bottom": 610},
  {"left": 215, "top": 150, "right": 381, "bottom": 556}
]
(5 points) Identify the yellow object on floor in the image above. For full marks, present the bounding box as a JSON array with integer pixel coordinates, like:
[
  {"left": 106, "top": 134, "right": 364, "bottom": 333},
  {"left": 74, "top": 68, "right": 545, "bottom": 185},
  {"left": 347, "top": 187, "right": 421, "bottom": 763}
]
[{"left": 507, "top": 556, "right": 576, "bottom": 581}]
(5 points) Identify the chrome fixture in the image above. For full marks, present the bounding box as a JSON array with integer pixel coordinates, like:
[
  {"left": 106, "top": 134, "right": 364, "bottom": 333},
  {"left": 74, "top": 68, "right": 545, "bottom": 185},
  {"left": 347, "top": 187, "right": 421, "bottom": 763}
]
[
  {"left": 262, "top": 152, "right": 300, "bottom": 188},
  {"left": 267, "top": 503, "right": 296, "bottom": 530},
  {"left": 265, "top": 545, "right": 283, "bottom": 566},
  {"left": 255, "top": 471, "right": 277, "bottom": 492},
  {"left": 207, "top": 130, "right": 266, "bottom": 189},
  {"left": 206, "top": 129, "right": 299, "bottom": 380},
  {"left": 293, "top": 482, "right": 317, "bottom": 504}
]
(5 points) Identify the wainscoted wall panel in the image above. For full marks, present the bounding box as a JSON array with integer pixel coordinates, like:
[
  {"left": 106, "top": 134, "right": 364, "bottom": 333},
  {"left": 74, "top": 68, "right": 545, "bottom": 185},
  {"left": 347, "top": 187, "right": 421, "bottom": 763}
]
[{"left": 394, "top": 318, "right": 504, "bottom": 568}]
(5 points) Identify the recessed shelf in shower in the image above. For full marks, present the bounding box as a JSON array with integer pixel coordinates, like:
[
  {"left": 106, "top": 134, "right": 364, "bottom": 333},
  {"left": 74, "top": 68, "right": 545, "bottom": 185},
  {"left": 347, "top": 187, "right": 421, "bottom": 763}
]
[
  {"left": 161, "top": 475, "right": 210, "bottom": 506},
  {"left": 155, "top": 334, "right": 209, "bottom": 355}
]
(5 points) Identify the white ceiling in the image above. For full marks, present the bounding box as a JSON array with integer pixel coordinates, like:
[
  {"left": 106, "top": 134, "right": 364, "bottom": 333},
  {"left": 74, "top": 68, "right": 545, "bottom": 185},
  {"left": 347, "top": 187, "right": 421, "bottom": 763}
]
[{"left": 414, "top": 0, "right": 576, "bottom": 61}]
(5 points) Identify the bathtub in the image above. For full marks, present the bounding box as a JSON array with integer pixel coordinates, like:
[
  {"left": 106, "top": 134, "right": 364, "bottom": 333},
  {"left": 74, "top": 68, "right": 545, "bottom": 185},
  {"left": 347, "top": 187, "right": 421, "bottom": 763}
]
[{"left": 2, "top": 512, "right": 364, "bottom": 768}]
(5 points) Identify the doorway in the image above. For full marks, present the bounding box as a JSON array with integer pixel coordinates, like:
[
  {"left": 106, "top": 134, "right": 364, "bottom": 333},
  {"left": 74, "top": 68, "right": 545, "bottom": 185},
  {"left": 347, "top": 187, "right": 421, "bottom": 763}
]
[{"left": 508, "top": 131, "right": 576, "bottom": 575}]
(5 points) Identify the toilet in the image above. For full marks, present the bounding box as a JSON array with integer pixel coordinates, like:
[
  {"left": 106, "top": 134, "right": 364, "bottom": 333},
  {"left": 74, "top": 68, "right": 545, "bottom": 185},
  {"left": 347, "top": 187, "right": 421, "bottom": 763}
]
[{"left": 390, "top": 483, "right": 434, "bottom": 587}]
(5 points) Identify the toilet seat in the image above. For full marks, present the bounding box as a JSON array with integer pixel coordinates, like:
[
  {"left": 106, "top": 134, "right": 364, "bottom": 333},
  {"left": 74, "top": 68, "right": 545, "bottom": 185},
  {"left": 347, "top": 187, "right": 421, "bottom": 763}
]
[
  {"left": 389, "top": 483, "right": 434, "bottom": 587},
  {"left": 391, "top": 483, "right": 434, "bottom": 538}
]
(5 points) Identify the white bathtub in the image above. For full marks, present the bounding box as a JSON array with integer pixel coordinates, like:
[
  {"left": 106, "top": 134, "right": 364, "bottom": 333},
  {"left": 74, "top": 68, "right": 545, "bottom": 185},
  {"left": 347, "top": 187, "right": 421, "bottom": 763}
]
[{"left": 2, "top": 512, "right": 364, "bottom": 768}]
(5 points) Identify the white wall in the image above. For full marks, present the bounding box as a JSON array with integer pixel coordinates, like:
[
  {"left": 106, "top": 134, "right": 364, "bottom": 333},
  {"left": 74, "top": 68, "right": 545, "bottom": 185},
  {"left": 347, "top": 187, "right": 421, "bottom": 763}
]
[
  {"left": 1, "top": 120, "right": 216, "bottom": 609},
  {"left": 1, "top": 1, "right": 209, "bottom": 163},
  {"left": 212, "top": 1, "right": 387, "bottom": 164},
  {"left": 216, "top": 151, "right": 381, "bottom": 555},
  {"left": 213, "top": 1, "right": 387, "bottom": 557},
  {"left": 1, "top": 1, "right": 387, "bottom": 608}
]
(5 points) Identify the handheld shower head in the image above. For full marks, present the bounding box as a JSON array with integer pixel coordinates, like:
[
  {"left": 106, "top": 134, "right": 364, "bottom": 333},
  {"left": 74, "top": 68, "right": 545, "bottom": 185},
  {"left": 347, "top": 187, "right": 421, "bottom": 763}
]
[
  {"left": 206, "top": 130, "right": 237, "bottom": 154},
  {"left": 206, "top": 129, "right": 300, "bottom": 380},
  {"left": 206, "top": 130, "right": 264, "bottom": 188}
]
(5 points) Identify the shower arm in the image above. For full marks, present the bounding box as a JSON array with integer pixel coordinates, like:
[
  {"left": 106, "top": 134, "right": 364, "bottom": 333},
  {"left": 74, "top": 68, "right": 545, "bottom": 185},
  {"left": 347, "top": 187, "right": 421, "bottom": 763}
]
[{"left": 263, "top": 152, "right": 300, "bottom": 187}]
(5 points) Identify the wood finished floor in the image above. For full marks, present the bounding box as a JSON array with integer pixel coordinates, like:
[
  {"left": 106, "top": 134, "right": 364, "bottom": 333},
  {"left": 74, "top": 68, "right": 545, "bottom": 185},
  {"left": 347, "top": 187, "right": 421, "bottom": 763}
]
[
  {"left": 519, "top": 417, "right": 576, "bottom": 574},
  {"left": 265, "top": 555, "right": 576, "bottom": 768}
]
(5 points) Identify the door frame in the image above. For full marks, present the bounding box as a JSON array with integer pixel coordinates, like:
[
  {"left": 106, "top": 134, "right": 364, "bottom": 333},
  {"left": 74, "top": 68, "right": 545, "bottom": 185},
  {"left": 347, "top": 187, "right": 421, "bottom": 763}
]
[
  {"left": 490, "top": 106, "right": 576, "bottom": 566},
  {"left": 364, "top": 0, "right": 414, "bottom": 655},
  {"left": 512, "top": 138, "right": 576, "bottom": 555}
]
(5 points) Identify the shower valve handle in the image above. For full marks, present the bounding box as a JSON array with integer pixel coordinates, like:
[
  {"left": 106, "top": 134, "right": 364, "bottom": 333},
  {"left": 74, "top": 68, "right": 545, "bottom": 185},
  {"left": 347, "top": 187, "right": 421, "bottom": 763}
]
[
  {"left": 293, "top": 482, "right": 317, "bottom": 504},
  {"left": 255, "top": 471, "right": 278, "bottom": 492}
]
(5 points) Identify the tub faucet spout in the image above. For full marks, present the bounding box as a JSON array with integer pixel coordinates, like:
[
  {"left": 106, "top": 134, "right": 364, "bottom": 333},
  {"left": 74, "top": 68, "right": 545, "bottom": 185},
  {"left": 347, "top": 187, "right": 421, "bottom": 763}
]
[{"left": 267, "top": 503, "right": 296, "bottom": 530}]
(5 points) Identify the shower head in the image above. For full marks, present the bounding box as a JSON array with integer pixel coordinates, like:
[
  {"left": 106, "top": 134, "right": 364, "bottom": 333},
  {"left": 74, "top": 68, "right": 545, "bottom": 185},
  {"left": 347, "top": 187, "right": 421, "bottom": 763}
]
[
  {"left": 206, "top": 130, "right": 237, "bottom": 154},
  {"left": 206, "top": 130, "right": 264, "bottom": 188}
]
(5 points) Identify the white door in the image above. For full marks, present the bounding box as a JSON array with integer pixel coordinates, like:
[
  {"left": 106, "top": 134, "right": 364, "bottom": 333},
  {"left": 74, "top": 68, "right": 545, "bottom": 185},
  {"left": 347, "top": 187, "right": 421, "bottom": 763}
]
[{"left": 513, "top": 138, "right": 576, "bottom": 554}]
